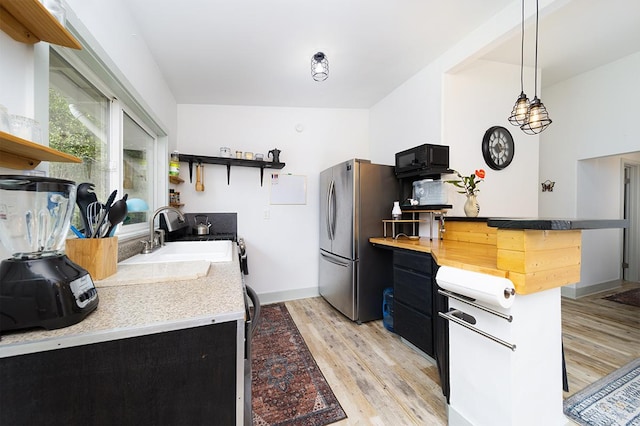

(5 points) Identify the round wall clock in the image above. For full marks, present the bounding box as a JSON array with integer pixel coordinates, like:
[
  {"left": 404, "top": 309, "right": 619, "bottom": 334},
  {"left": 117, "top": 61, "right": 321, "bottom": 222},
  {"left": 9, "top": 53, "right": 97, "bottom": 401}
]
[{"left": 482, "top": 126, "right": 514, "bottom": 170}]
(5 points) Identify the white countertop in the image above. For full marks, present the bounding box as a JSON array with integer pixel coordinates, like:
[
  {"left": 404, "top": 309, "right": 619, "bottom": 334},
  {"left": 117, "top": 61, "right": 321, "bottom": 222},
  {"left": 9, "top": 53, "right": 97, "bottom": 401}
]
[{"left": 0, "top": 250, "right": 245, "bottom": 358}]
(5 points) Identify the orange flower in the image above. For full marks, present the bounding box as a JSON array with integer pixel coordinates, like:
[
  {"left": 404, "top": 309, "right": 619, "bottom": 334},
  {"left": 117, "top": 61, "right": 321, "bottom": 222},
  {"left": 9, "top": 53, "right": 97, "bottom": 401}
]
[{"left": 475, "top": 169, "right": 486, "bottom": 179}]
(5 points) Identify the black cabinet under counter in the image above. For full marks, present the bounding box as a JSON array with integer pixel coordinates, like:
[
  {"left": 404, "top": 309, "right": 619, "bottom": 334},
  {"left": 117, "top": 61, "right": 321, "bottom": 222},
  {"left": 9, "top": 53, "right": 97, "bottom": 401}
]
[
  {"left": 391, "top": 248, "right": 449, "bottom": 401},
  {"left": 393, "top": 250, "right": 434, "bottom": 356}
]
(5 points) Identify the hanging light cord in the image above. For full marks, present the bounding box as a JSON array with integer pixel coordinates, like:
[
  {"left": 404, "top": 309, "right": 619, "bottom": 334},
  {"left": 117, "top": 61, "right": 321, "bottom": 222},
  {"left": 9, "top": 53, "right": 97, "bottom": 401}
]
[
  {"left": 519, "top": 0, "right": 525, "bottom": 93},
  {"left": 533, "top": 0, "right": 539, "bottom": 97}
]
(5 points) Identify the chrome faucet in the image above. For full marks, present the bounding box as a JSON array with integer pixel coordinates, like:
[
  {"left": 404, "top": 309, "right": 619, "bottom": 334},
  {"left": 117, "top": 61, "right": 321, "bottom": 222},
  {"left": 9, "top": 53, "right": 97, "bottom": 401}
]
[{"left": 142, "top": 206, "right": 186, "bottom": 254}]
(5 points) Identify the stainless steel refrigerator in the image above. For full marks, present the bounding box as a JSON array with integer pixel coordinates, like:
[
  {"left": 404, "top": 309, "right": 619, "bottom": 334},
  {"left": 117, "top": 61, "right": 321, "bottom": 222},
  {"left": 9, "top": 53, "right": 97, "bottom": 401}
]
[{"left": 319, "top": 159, "right": 398, "bottom": 323}]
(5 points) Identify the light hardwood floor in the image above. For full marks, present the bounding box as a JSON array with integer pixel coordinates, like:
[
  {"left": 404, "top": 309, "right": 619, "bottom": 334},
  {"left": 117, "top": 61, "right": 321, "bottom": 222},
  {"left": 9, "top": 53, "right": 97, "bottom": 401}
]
[
  {"left": 284, "top": 280, "right": 639, "bottom": 425},
  {"left": 561, "top": 280, "right": 640, "bottom": 396}
]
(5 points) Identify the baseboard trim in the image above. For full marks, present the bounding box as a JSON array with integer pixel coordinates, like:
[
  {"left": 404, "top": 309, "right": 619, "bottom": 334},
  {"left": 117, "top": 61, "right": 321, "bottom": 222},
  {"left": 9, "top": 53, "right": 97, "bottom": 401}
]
[
  {"left": 257, "top": 287, "right": 320, "bottom": 305},
  {"left": 561, "top": 280, "right": 622, "bottom": 299}
]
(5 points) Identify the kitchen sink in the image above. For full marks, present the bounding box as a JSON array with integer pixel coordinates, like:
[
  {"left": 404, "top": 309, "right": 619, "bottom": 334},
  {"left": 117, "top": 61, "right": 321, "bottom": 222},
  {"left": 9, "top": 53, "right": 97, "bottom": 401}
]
[{"left": 120, "top": 240, "right": 234, "bottom": 265}]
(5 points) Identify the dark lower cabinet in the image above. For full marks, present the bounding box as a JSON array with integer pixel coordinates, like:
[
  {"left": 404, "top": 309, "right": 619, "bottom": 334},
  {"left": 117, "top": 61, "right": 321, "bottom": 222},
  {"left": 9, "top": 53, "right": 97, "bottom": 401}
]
[
  {"left": 392, "top": 248, "right": 449, "bottom": 401},
  {"left": 393, "top": 250, "right": 434, "bottom": 357},
  {"left": 0, "top": 321, "right": 238, "bottom": 426},
  {"left": 395, "top": 300, "right": 434, "bottom": 355}
]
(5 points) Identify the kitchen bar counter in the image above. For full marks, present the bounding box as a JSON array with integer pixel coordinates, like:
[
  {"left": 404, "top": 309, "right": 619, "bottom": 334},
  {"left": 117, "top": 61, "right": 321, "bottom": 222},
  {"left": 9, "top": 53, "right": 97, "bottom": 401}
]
[
  {"left": 0, "top": 249, "right": 245, "bottom": 357},
  {"left": 370, "top": 236, "right": 506, "bottom": 277},
  {"left": 371, "top": 217, "right": 627, "bottom": 294}
]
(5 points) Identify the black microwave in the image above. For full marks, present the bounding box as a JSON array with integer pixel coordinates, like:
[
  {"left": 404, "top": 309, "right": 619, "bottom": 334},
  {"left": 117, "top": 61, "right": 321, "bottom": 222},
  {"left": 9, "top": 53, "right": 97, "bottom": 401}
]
[{"left": 395, "top": 143, "right": 450, "bottom": 178}]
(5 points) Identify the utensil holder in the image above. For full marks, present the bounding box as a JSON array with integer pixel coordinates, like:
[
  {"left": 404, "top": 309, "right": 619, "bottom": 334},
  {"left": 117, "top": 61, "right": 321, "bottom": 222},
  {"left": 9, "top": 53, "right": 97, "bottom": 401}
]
[{"left": 65, "top": 237, "right": 118, "bottom": 280}]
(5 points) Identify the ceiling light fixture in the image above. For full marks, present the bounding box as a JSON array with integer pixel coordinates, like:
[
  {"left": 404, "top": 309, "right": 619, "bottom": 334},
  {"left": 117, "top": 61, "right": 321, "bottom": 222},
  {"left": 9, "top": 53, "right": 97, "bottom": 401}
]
[
  {"left": 520, "top": 0, "right": 552, "bottom": 135},
  {"left": 508, "top": 0, "right": 529, "bottom": 126},
  {"left": 311, "top": 52, "right": 328, "bottom": 81}
]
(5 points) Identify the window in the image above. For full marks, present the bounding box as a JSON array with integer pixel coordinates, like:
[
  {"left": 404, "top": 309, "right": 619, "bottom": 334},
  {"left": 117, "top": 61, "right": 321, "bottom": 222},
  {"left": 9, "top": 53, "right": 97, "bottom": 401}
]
[
  {"left": 49, "top": 50, "right": 110, "bottom": 202},
  {"left": 47, "top": 48, "right": 161, "bottom": 236},
  {"left": 122, "top": 112, "right": 156, "bottom": 226}
]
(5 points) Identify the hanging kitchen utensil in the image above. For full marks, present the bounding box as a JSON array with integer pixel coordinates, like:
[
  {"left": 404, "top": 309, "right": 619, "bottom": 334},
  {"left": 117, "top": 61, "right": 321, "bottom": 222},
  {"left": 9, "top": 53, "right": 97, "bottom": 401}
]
[
  {"left": 195, "top": 162, "right": 205, "bottom": 192},
  {"left": 91, "top": 189, "right": 117, "bottom": 238},
  {"left": 76, "top": 183, "right": 98, "bottom": 237},
  {"left": 86, "top": 201, "right": 102, "bottom": 238},
  {"left": 102, "top": 197, "right": 128, "bottom": 238}
]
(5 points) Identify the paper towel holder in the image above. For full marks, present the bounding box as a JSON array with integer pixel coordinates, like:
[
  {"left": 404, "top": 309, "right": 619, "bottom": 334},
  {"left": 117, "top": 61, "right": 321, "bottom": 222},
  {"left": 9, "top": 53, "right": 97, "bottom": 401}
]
[
  {"left": 504, "top": 288, "right": 516, "bottom": 299},
  {"left": 438, "top": 289, "right": 513, "bottom": 322}
]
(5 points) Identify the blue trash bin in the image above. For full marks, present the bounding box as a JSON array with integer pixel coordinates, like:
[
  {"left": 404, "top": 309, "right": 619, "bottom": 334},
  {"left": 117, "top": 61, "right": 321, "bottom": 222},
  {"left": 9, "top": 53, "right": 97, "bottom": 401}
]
[{"left": 382, "top": 287, "right": 394, "bottom": 332}]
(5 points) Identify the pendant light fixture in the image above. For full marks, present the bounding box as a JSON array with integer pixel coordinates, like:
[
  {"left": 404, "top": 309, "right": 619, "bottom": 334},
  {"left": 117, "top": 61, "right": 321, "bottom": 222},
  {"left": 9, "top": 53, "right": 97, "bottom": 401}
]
[
  {"left": 520, "top": 0, "right": 552, "bottom": 134},
  {"left": 311, "top": 52, "right": 329, "bottom": 81},
  {"left": 508, "top": 0, "right": 529, "bottom": 126}
]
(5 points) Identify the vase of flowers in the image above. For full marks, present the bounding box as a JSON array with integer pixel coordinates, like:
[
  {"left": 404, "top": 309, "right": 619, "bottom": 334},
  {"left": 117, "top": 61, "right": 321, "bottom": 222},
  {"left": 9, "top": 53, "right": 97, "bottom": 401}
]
[
  {"left": 464, "top": 194, "right": 480, "bottom": 217},
  {"left": 446, "top": 169, "right": 485, "bottom": 217}
]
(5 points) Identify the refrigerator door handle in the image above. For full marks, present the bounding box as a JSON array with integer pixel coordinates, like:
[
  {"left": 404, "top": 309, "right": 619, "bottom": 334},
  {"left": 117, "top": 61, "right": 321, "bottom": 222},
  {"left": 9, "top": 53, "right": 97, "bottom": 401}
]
[
  {"left": 320, "top": 251, "right": 349, "bottom": 267},
  {"left": 325, "top": 179, "right": 332, "bottom": 240},
  {"left": 327, "top": 179, "right": 336, "bottom": 240}
]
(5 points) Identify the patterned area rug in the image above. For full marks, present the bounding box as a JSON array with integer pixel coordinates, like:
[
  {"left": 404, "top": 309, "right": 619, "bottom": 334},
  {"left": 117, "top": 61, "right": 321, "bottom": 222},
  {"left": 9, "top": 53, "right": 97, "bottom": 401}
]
[
  {"left": 563, "top": 358, "right": 640, "bottom": 425},
  {"left": 252, "top": 303, "right": 346, "bottom": 426},
  {"left": 604, "top": 288, "right": 640, "bottom": 307}
]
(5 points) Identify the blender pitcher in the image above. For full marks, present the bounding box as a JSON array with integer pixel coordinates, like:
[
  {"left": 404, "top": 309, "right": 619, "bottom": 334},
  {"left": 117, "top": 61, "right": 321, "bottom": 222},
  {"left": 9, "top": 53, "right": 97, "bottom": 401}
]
[{"left": 0, "top": 175, "right": 99, "bottom": 332}]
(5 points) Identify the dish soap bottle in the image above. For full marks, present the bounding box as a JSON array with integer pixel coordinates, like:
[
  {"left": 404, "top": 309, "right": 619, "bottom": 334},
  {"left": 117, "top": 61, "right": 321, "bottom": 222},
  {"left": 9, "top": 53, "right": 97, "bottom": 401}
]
[
  {"left": 169, "top": 151, "right": 180, "bottom": 176},
  {"left": 392, "top": 201, "right": 402, "bottom": 220}
]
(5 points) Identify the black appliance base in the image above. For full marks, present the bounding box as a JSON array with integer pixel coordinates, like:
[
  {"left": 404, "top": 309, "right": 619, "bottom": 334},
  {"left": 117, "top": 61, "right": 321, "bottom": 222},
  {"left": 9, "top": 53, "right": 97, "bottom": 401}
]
[{"left": 0, "top": 254, "right": 99, "bottom": 332}]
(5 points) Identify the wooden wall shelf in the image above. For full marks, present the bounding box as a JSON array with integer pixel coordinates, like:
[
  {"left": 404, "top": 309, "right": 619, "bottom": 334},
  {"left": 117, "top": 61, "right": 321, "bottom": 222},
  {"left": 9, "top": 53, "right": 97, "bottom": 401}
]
[
  {"left": 0, "top": 0, "right": 81, "bottom": 49},
  {"left": 0, "top": 130, "right": 81, "bottom": 170},
  {"left": 169, "top": 175, "right": 184, "bottom": 185},
  {"left": 178, "top": 154, "right": 285, "bottom": 186}
]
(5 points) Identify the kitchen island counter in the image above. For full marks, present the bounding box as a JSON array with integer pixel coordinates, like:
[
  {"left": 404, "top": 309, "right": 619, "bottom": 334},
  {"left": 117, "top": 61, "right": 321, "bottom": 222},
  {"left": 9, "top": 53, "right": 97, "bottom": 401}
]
[
  {"left": 370, "top": 236, "right": 505, "bottom": 277},
  {"left": 371, "top": 216, "right": 627, "bottom": 295},
  {"left": 0, "top": 250, "right": 245, "bottom": 357}
]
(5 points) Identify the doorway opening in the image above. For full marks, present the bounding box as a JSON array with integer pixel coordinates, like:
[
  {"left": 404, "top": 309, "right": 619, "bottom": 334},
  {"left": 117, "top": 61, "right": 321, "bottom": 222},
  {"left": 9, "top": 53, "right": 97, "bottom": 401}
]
[{"left": 622, "top": 162, "right": 639, "bottom": 282}]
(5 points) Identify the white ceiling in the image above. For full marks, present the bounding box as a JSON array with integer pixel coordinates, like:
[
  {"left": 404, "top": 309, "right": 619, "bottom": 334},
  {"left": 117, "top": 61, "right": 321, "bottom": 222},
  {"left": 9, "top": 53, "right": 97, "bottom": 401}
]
[
  {"left": 123, "top": 0, "right": 640, "bottom": 109},
  {"left": 481, "top": 0, "right": 640, "bottom": 89}
]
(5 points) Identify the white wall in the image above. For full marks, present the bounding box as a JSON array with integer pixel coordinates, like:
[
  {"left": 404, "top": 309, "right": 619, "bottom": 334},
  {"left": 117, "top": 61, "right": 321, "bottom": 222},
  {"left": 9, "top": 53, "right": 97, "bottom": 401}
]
[
  {"left": 541, "top": 52, "right": 640, "bottom": 295},
  {"left": 540, "top": 52, "right": 640, "bottom": 217},
  {"left": 0, "top": 32, "right": 34, "bottom": 118},
  {"left": 369, "top": 62, "right": 444, "bottom": 165},
  {"left": 65, "top": 0, "right": 177, "bottom": 147},
  {"left": 370, "top": 0, "right": 540, "bottom": 219},
  {"left": 176, "top": 104, "right": 370, "bottom": 300},
  {"left": 370, "top": 62, "right": 540, "bottom": 218},
  {"left": 577, "top": 157, "right": 624, "bottom": 288},
  {"left": 442, "top": 60, "right": 539, "bottom": 217}
]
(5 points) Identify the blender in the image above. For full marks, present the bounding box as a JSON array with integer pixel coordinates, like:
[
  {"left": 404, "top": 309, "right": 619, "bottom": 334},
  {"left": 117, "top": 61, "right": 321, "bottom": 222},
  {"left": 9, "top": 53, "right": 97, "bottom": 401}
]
[{"left": 0, "top": 175, "right": 99, "bottom": 332}]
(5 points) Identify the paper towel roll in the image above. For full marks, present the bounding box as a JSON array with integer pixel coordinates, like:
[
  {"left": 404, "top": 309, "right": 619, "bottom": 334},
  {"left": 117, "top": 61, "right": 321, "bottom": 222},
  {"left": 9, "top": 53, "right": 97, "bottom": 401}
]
[{"left": 436, "top": 266, "right": 516, "bottom": 309}]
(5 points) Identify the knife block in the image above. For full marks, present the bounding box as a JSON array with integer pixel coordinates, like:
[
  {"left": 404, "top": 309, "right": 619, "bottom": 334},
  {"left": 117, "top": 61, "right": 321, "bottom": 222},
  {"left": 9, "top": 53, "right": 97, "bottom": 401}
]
[{"left": 65, "top": 237, "right": 118, "bottom": 280}]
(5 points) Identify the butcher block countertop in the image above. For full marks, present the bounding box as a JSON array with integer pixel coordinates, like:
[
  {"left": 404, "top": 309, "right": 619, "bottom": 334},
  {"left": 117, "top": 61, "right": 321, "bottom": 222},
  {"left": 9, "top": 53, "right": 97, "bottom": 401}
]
[
  {"left": 370, "top": 217, "right": 627, "bottom": 295},
  {"left": 370, "top": 236, "right": 506, "bottom": 277}
]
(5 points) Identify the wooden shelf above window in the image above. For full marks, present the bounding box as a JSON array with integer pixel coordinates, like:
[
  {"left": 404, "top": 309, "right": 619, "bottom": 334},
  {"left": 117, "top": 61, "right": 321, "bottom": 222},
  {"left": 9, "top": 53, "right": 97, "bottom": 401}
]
[
  {"left": 0, "top": 0, "right": 81, "bottom": 49},
  {"left": 0, "top": 130, "right": 81, "bottom": 170}
]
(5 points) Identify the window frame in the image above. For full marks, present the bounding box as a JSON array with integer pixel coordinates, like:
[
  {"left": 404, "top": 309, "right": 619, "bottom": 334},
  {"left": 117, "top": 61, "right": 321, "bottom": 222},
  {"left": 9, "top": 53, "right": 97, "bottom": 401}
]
[{"left": 39, "top": 22, "right": 168, "bottom": 240}]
